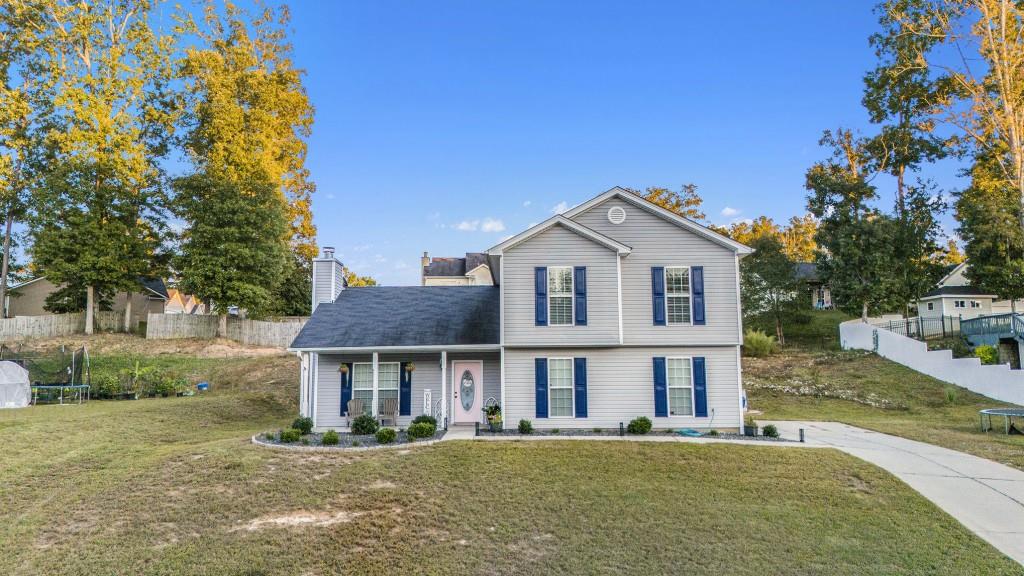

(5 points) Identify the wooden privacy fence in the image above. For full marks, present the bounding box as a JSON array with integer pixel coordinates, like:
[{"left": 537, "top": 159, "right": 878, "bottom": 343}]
[
  {"left": 0, "top": 310, "right": 127, "bottom": 342},
  {"left": 145, "top": 313, "right": 307, "bottom": 348}
]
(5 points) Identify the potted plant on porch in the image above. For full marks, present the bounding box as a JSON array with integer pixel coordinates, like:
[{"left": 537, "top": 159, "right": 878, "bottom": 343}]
[{"left": 484, "top": 403, "right": 502, "bottom": 432}]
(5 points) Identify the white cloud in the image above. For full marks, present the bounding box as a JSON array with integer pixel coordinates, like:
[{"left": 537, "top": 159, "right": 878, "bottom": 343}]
[
  {"left": 481, "top": 218, "right": 506, "bottom": 233},
  {"left": 523, "top": 200, "right": 532, "bottom": 207},
  {"left": 394, "top": 260, "right": 410, "bottom": 270},
  {"left": 374, "top": 254, "right": 388, "bottom": 263},
  {"left": 551, "top": 201, "right": 569, "bottom": 214},
  {"left": 720, "top": 206, "right": 740, "bottom": 218},
  {"left": 455, "top": 220, "right": 479, "bottom": 231},
  {"left": 352, "top": 244, "right": 371, "bottom": 252}
]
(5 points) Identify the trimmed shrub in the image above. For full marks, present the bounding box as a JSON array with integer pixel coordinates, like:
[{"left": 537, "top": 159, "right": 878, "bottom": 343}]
[
  {"left": 627, "top": 416, "right": 652, "bottom": 435},
  {"left": 351, "top": 414, "right": 378, "bottom": 435},
  {"left": 92, "top": 373, "right": 121, "bottom": 398},
  {"left": 292, "top": 416, "right": 314, "bottom": 435},
  {"left": 279, "top": 428, "right": 301, "bottom": 443},
  {"left": 412, "top": 415, "right": 437, "bottom": 427},
  {"left": 407, "top": 421, "right": 436, "bottom": 440},
  {"left": 592, "top": 427, "right": 602, "bottom": 433},
  {"left": 705, "top": 429, "right": 719, "bottom": 437},
  {"left": 975, "top": 344, "right": 999, "bottom": 365},
  {"left": 551, "top": 428, "right": 560, "bottom": 435},
  {"left": 322, "top": 430, "right": 340, "bottom": 445},
  {"left": 743, "top": 329, "right": 776, "bottom": 358},
  {"left": 762, "top": 424, "right": 779, "bottom": 438},
  {"left": 518, "top": 419, "right": 533, "bottom": 434},
  {"left": 376, "top": 427, "right": 397, "bottom": 444}
]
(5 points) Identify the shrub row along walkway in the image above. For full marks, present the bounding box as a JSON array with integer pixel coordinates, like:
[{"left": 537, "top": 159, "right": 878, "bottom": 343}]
[{"left": 763, "top": 420, "right": 1024, "bottom": 567}]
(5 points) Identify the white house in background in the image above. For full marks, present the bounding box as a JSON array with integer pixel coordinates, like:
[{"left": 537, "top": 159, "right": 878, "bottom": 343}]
[
  {"left": 420, "top": 252, "right": 494, "bottom": 286},
  {"left": 916, "top": 261, "right": 1024, "bottom": 319},
  {"left": 289, "top": 187, "right": 753, "bottom": 432}
]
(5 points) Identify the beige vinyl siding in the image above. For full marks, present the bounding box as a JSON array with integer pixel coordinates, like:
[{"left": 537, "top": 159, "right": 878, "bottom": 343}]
[
  {"left": 314, "top": 351, "right": 500, "bottom": 429},
  {"left": 502, "top": 224, "right": 620, "bottom": 346},
  {"left": 503, "top": 346, "right": 740, "bottom": 430},
  {"left": 570, "top": 197, "right": 741, "bottom": 346}
]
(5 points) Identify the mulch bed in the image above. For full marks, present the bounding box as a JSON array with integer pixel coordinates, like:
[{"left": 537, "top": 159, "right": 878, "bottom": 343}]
[{"left": 257, "top": 429, "right": 446, "bottom": 449}]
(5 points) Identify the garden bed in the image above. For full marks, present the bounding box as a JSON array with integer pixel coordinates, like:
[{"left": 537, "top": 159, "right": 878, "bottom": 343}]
[
  {"left": 477, "top": 429, "right": 793, "bottom": 442},
  {"left": 255, "top": 429, "right": 447, "bottom": 450}
]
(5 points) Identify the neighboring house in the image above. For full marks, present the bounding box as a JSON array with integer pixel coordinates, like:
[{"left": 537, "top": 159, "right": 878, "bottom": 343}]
[
  {"left": 165, "top": 289, "right": 207, "bottom": 315},
  {"left": 915, "top": 261, "right": 1022, "bottom": 319},
  {"left": 421, "top": 252, "right": 494, "bottom": 286},
  {"left": 5, "top": 277, "right": 169, "bottom": 327},
  {"left": 290, "top": 187, "right": 753, "bottom": 432},
  {"left": 795, "top": 262, "right": 832, "bottom": 310}
]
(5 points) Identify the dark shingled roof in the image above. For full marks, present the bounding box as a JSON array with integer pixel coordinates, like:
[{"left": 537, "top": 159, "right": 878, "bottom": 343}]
[
  {"left": 920, "top": 285, "right": 995, "bottom": 298},
  {"left": 794, "top": 262, "right": 820, "bottom": 282},
  {"left": 290, "top": 286, "right": 499, "bottom": 349},
  {"left": 141, "top": 277, "right": 169, "bottom": 299},
  {"left": 423, "top": 252, "right": 488, "bottom": 277}
]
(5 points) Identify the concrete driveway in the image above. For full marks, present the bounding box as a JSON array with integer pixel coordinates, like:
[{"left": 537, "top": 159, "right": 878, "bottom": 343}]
[{"left": 763, "top": 420, "right": 1024, "bottom": 566}]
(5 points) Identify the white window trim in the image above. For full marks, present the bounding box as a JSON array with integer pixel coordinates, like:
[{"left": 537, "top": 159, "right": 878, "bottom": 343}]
[
  {"left": 954, "top": 300, "right": 966, "bottom": 309},
  {"left": 547, "top": 266, "right": 574, "bottom": 327},
  {"left": 352, "top": 361, "right": 400, "bottom": 415},
  {"left": 666, "top": 356, "right": 695, "bottom": 417},
  {"left": 546, "top": 357, "right": 575, "bottom": 419},
  {"left": 663, "top": 266, "right": 694, "bottom": 326},
  {"left": 927, "top": 302, "right": 934, "bottom": 311}
]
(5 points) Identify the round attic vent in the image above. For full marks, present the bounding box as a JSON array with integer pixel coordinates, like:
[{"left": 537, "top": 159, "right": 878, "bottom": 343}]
[{"left": 607, "top": 206, "right": 626, "bottom": 224}]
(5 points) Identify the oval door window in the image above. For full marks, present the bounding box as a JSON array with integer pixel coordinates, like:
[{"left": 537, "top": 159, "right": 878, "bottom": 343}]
[{"left": 460, "top": 370, "right": 475, "bottom": 411}]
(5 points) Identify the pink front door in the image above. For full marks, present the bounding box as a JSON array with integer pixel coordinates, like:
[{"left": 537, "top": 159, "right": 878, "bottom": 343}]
[{"left": 452, "top": 361, "right": 483, "bottom": 424}]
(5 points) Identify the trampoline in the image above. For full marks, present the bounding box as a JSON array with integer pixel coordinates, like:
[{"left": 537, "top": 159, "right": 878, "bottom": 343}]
[{"left": 979, "top": 408, "right": 1024, "bottom": 435}]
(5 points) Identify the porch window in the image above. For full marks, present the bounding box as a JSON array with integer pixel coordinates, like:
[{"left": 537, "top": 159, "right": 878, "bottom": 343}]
[
  {"left": 378, "top": 362, "right": 400, "bottom": 407},
  {"left": 666, "top": 267, "right": 691, "bottom": 324},
  {"left": 352, "top": 364, "right": 374, "bottom": 415},
  {"left": 548, "top": 358, "right": 574, "bottom": 417},
  {"left": 667, "top": 357, "right": 693, "bottom": 416},
  {"left": 548, "top": 267, "right": 574, "bottom": 326}
]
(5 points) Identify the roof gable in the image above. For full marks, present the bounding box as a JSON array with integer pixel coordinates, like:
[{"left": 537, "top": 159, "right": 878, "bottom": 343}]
[{"left": 487, "top": 215, "right": 631, "bottom": 256}]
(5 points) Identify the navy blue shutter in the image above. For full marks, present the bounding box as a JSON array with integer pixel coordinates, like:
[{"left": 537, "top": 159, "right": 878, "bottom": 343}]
[
  {"left": 340, "top": 362, "right": 353, "bottom": 415},
  {"left": 574, "top": 266, "right": 587, "bottom": 326},
  {"left": 399, "top": 362, "right": 412, "bottom": 416},
  {"left": 573, "top": 357, "right": 587, "bottom": 418},
  {"left": 652, "top": 267, "right": 666, "bottom": 325},
  {"left": 691, "top": 266, "right": 705, "bottom": 325},
  {"left": 653, "top": 357, "right": 668, "bottom": 417},
  {"left": 693, "top": 357, "right": 708, "bottom": 417},
  {"left": 535, "top": 358, "right": 548, "bottom": 418},
  {"left": 535, "top": 267, "right": 548, "bottom": 326}
]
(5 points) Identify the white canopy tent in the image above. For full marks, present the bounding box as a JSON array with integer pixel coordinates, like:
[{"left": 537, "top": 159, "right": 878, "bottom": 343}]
[{"left": 0, "top": 360, "right": 30, "bottom": 409}]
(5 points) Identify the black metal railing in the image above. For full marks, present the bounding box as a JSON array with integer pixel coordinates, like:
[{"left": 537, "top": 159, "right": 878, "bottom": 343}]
[{"left": 870, "top": 316, "right": 961, "bottom": 341}]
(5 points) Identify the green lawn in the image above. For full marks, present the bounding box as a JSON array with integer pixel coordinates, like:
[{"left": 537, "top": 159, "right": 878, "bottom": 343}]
[
  {"left": 747, "top": 311, "right": 1024, "bottom": 471},
  {"left": 1, "top": 343, "right": 1020, "bottom": 574}
]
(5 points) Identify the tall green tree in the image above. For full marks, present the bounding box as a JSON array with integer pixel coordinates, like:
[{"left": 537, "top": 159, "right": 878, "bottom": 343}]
[
  {"left": 741, "top": 235, "right": 801, "bottom": 345},
  {"left": 26, "top": 0, "right": 177, "bottom": 333},
  {"left": 176, "top": 1, "right": 313, "bottom": 330}
]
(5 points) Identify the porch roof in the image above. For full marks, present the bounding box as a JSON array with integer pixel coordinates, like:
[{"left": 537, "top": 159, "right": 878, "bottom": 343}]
[{"left": 289, "top": 286, "right": 499, "bottom": 351}]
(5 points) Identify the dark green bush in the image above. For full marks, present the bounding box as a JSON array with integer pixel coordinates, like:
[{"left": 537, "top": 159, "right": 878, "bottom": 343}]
[
  {"left": 351, "top": 414, "right": 378, "bottom": 435},
  {"left": 279, "top": 428, "right": 301, "bottom": 443},
  {"left": 518, "top": 419, "right": 533, "bottom": 434},
  {"left": 762, "top": 424, "right": 779, "bottom": 438},
  {"left": 92, "top": 373, "right": 121, "bottom": 397},
  {"left": 292, "top": 416, "right": 314, "bottom": 435},
  {"left": 627, "top": 416, "right": 652, "bottom": 435},
  {"left": 322, "top": 430, "right": 340, "bottom": 445},
  {"left": 412, "top": 415, "right": 437, "bottom": 427},
  {"left": 407, "top": 421, "right": 436, "bottom": 440},
  {"left": 551, "top": 428, "right": 560, "bottom": 434},
  {"left": 375, "top": 427, "right": 397, "bottom": 444},
  {"left": 705, "top": 429, "right": 719, "bottom": 437}
]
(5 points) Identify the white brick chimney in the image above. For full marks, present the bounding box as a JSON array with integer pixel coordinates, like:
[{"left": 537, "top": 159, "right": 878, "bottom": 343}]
[{"left": 311, "top": 246, "right": 345, "bottom": 312}]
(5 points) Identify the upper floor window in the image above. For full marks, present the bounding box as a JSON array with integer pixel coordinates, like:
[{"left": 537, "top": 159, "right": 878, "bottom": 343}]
[
  {"left": 548, "top": 266, "right": 574, "bottom": 326},
  {"left": 971, "top": 300, "right": 981, "bottom": 309},
  {"left": 954, "top": 300, "right": 966, "bottom": 309},
  {"left": 666, "top": 267, "right": 691, "bottom": 324},
  {"left": 927, "top": 302, "right": 934, "bottom": 311}
]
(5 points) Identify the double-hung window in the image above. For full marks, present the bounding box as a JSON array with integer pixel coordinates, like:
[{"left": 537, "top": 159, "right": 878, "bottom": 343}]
[
  {"left": 666, "top": 267, "right": 691, "bottom": 324},
  {"left": 548, "top": 358, "right": 574, "bottom": 417},
  {"left": 377, "top": 363, "right": 400, "bottom": 408},
  {"left": 352, "top": 364, "right": 374, "bottom": 415},
  {"left": 954, "top": 300, "right": 966, "bottom": 309},
  {"left": 667, "top": 358, "right": 693, "bottom": 416},
  {"left": 548, "top": 267, "right": 574, "bottom": 326}
]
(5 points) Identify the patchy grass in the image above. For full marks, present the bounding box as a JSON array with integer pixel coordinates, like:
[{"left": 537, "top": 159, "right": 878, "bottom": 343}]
[
  {"left": 747, "top": 312, "right": 1024, "bottom": 470},
  {"left": 0, "top": 379, "right": 1019, "bottom": 572}
]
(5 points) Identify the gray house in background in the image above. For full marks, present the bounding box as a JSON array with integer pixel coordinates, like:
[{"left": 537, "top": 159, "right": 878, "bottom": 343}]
[
  {"left": 420, "top": 252, "right": 493, "bottom": 286},
  {"left": 289, "top": 187, "right": 753, "bottom": 432}
]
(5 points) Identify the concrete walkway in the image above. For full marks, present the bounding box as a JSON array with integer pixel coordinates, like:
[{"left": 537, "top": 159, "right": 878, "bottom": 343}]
[{"left": 764, "top": 420, "right": 1024, "bottom": 566}]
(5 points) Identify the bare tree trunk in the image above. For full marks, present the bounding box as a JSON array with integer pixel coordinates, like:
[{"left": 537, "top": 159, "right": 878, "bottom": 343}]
[
  {"left": 85, "top": 285, "right": 94, "bottom": 335},
  {"left": 775, "top": 315, "right": 785, "bottom": 346},
  {"left": 862, "top": 301, "right": 869, "bottom": 322},
  {"left": 0, "top": 209, "right": 12, "bottom": 319},
  {"left": 217, "top": 313, "right": 227, "bottom": 338},
  {"left": 123, "top": 291, "right": 132, "bottom": 333}
]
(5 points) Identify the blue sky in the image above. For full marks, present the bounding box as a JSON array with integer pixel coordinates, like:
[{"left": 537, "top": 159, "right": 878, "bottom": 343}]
[{"left": 281, "top": 1, "right": 964, "bottom": 285}]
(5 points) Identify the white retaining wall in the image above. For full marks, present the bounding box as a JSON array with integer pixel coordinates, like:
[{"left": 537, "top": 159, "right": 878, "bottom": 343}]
[{"left": 840, "top": 319, "right": 1024, "bottom": 405}]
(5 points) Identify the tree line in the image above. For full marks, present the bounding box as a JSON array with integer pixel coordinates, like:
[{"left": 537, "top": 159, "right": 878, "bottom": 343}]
[{"left": 0, "top": 0, "right": 334, "bottom": 335}]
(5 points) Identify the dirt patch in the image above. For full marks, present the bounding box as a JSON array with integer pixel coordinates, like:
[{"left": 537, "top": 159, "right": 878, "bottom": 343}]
[
  {"left": 237, "top": 510, "right": 364, "bottom": 531},
  {"left": 197, "top": 343, "right": 285, "bottom": 358},
  {"left": 12, "top": 333, "right": 287, "bottom": 358},
  {"left": 368, "top": 480, "right": 396, "bottom": 490}
]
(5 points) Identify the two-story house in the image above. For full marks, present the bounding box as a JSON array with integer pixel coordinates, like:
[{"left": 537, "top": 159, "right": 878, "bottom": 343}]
[{"left": 289, "top": 187, "right": 752, "bottom": 431}]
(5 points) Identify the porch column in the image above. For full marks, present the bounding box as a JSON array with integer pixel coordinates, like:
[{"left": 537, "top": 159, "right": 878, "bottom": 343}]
[
  {"left": 440, "top": 350, "right": 447, "bottom": 428},
  {"left": 371, "top": 352, "right": 379, "bottom": 420},
  {"left": 299, "top": 352, "right": 309, "bottom": 417}
]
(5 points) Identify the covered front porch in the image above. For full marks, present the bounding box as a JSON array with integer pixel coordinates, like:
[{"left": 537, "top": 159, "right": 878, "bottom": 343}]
[{"left": 299, "top": 348, "right": 501, "bottom": 432}]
